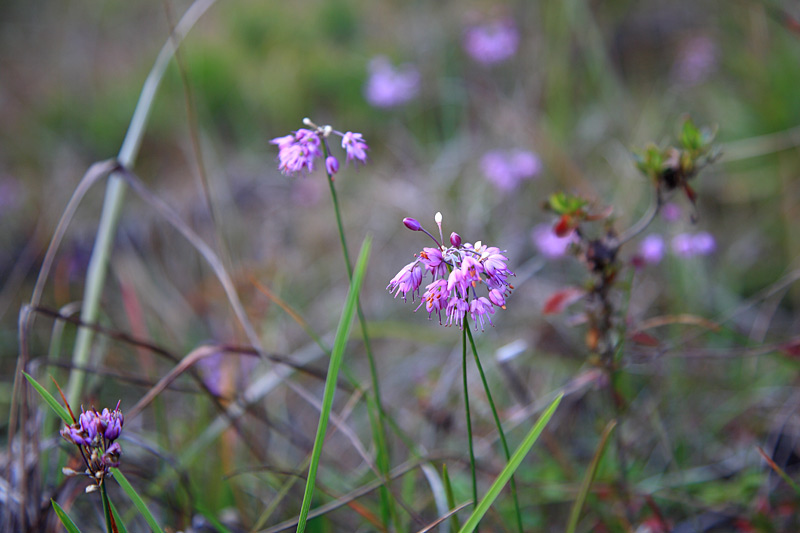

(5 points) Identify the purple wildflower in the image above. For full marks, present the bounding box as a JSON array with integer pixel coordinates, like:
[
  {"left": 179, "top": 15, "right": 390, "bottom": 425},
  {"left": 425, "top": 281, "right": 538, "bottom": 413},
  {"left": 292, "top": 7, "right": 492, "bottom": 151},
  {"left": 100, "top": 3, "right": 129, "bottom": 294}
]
[
  {"left": 671, "top": 231, "right": 716, "bottom": 257},
  {"left": 661, "top": 202, "right": 682, "bottom": 222},
  {"left": 364, "top": 56, "right": 421, "bottom": 108},
  {"left": 387, "top": 261, "right": 424, "bottom": 301},
  {"left": 271, "top": 120, "right": 370, "bottom": 177},
  {"left": 639, "top": 234, "right": 665, "bottom": 264},
  {"left": 388, "top": 213, "right": 514, "bottom": 329},
  {"left": 532, "top": 223, "right": 574, "bottom": 258},
  {"left": 341, "top": 132, "right": 369, "bottom": 166},
  {"left": 463, "top": 18, "right": 519, "bottom": 65},
  {"left": 60, "top": 403, "right": 125, "bottom": 488},
  {"left": 672, "top": 34, "right": 717, "bottom": 86},
  {"left": 481, "top": 149, "right": 542, "bottom": 192}
]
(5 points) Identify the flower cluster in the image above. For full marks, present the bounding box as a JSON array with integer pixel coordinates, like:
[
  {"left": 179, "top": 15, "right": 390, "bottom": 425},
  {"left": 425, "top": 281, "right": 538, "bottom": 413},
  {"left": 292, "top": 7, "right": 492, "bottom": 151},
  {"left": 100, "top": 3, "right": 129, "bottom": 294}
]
[
  {"left": 463, "top": 18, "right": 519, "bottom": 65},
  {"left": 388, "top": 213, "right": 514, "bottom": 330},
  {"left": 364, "top": 56, "right": 421, "bottom": 108},
  {"left": 60, "top": 403, "right": 124, "bottom": 490},
  {"left": 270, "top": 119, "right": 369, "bottom": 177}
]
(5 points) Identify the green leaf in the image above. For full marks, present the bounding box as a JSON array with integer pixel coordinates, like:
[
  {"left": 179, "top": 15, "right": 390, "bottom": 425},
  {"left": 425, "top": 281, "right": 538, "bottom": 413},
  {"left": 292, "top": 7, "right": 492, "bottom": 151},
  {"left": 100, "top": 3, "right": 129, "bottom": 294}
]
[
  {"left": 111, "top": 468, "right": 165, "bottom": 533},
  {"left": 24, "top": 372, "right": 73, "bottom": 424},
  {"left": 459, "top": 393, "right": 563, "bottom": 533},
  {"left": 548, "top": 192, "right": 588, "bottom": 215},
  {"left": 52, "top": 499, "right": 83, "bottom": 533},
  {"left": 441, "top": 463, "right": 461, "bottom": 532},
  {"left": 296, "top": 236, "right": 372, "bottom": 533}
]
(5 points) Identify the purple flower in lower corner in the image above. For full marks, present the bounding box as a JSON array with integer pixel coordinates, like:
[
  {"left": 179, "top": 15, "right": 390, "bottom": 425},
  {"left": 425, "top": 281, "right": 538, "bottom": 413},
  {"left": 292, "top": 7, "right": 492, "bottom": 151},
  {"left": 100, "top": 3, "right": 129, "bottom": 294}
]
[
  {"left": 388, "top": 213, "right": 514, "bottom": 330},
  {"left": 60, "top": 402, "right": 124, "bottom": 489}
]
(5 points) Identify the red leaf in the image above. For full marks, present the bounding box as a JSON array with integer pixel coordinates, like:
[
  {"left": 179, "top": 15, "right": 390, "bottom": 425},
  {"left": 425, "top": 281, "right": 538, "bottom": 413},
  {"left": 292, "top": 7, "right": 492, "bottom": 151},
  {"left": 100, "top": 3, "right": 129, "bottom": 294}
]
[
  {"left": 543, "top": 287, "right": 585, "bottom": 315},
  {"left": 780, "top": 340, "right": 800, "bottom": 358},
  {"left": 629, "top": 331, "right": 661, "bottom": 347}
]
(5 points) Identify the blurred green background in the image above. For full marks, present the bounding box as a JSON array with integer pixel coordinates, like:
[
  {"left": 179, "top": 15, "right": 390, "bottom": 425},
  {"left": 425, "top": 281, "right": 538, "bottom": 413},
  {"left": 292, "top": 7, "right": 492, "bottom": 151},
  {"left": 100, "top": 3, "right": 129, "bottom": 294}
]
[{"left": 2, "top": 0, "right": 800, "bottom": 530}]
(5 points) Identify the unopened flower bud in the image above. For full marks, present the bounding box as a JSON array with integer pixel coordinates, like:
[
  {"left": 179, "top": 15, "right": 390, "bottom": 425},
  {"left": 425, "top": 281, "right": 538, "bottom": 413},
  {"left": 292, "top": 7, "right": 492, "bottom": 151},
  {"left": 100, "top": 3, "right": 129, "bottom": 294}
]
[
  {"left": 403, "top": 217, "right": 422, "bottom": 231},
  {"left": 450, "top": 232, "right": 462, "bottom": 247},
  {"left": 325, "top": 155, "right": 339, "bottom": 175}
]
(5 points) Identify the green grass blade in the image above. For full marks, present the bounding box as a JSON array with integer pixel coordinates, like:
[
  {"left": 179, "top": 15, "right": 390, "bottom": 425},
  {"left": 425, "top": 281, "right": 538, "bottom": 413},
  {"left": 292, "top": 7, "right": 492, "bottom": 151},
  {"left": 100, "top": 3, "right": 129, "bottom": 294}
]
[
  {"left": 459, "top": 393, "right": 563, "bottom": 533},
  {"left": 441, "top": 463, "right": 462, "bottom": 532},
  {"left": 296, "top": 236, "right": 372, "bottom": 533},
  {"left": 566, "top": 419, "right": 617, "bottom": 533},
  {"left": 23, "top": 372, "right": 72, "bottom": 424},
  {"left": 111, "top": 468, "right": 165, "bottom": 533},
  {"left": 52, "top": 499, "right": 83, "bottom": 533}
]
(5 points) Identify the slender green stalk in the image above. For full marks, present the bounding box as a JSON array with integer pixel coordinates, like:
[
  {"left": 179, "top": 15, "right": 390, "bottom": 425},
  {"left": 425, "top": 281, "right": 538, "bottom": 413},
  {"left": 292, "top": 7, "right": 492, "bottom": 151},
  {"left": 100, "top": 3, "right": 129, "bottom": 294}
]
[
  {"left": 462, "top": 327, "right": 478, "bottom": 517},
  {"left": 66, "top": 0, "right": 217, "bottom": 408},
  {"left": 566, "top": 419, "right": 617, "bottom": 533},
  {"left": 51, "top": 500, "right": 82, "bottom": 533},
  {"left": 111, "top": 468, "right": 165, "bottom": 533},
  {"left": 321, "top": 142, "right": 396, "bottom": 529},
  {"left": 296, "top": 237, "right": 371, "bottom": 533},
  {"left": 465, "top": 325, "right": 523, "bottom": 533}
]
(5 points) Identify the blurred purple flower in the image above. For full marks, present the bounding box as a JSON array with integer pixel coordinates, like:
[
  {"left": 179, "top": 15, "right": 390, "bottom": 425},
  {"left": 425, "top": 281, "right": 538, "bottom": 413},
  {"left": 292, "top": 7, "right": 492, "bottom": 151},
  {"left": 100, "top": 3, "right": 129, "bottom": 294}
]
[
  {"left": 661, "top": 202, "right": 682, "bottom": 222},
  {"left": 271, "top": 122, "right": 369, "bottom": 177},
  {"left": 463, "top": 18, "right": 519, "bottom": 65},
  {"left": 639, "top": 234, "right": 665, "bottom": 264},
  {"left": 364, "top": 56, "right": 420, "bottom": 108},
  {"left": 671, "top": 231, "right": 716, "bottom": 257},
  {"left": 672, "top": 34, "right": 717, "bottom": 86},
  {"left": 481, "top": 149, "right": 542, "bottom": 192},
  {"left": 532, "top": 223, "right": 573, "bottom": 258}
]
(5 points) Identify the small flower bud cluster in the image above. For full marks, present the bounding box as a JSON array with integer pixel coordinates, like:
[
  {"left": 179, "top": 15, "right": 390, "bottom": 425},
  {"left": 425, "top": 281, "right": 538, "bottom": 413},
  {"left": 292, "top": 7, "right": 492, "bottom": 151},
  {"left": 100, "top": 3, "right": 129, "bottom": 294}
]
[
  {"left": 270, "top": 119, "right": 369, "bottom": 177},
  {"left": 60, "top": 402, "right": 124, "bottom": 488},
  {"left": 388, "top": 214, "right": 515, "bottom": 330}
]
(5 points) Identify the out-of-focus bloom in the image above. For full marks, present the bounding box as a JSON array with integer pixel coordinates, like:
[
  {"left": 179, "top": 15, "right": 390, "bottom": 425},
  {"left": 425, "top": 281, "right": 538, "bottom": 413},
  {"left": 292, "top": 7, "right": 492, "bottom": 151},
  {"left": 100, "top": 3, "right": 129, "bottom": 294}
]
[
  {"left": 672, "top": 34, "right": 717, "bottom": 86},
  {"left": 532, "top": 223, "right": 574, "bottom": 258},
  {"left": 463, "top": 18, "right": 519, "bottom": 65},
  {"left": 364, "top": 56, "right": 420, "bottom": 108},
  {"left": 661, "top": 202, "right": 682, "bottom": 222},
  {"left": 60, "top": 402, "right": 124, "bottom": 487},
  {"left": 671, "top": 231, "right": 716, "bottom": 257},
  {"left": 639, "top": 234, "right": 665, "bottom": 264},
  {"left": 388, "top": 214, "right": 515, "bottom": 330},
  {"left": 271, "top": 121, "right": 369, "bottom": 177},
  {"left": 481, "top": 149, "right": 542, "bottom": 192},
  {"left": 341, "top": 132, "right": 369, "bottom": 166}
]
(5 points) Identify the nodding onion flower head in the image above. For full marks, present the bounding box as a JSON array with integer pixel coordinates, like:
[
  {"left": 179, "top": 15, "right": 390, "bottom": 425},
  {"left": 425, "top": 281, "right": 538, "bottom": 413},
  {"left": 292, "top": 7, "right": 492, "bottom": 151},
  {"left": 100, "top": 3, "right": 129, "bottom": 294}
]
[
  {"left": 270, "top": 119, "right": 369, "bottom": 177},
  {"left": 387, "top": 213, "right": 515, "bottom": 330},
  {"left": 60, "top": 402, "right": 124, "bottom": 489}
]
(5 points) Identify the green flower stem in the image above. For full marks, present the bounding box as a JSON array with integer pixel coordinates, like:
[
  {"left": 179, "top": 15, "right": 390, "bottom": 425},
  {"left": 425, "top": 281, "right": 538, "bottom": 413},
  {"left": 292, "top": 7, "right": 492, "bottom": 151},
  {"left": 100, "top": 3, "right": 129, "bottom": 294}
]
[
  {"left": 65, "top": 0, "right": 217, "bottom": 408},
  {"left": 465, "top": 325, "right": 523, "bottom": 533},
  {"left": 462, "top": 326, "right": 478, "bottom": 519},
  {"left": 321, "top": 145, "right": 397, "bottom": 529},
  {"left": 101, "top": 481, "right": 114, "bottom": 533}
]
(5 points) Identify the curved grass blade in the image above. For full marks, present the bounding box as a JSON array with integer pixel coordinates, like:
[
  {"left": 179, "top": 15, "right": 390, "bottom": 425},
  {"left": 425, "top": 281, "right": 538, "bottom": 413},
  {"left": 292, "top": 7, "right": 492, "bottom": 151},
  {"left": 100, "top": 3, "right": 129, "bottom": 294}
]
[
  {"left": 52, "top": 499, "right": 82, "bottom": 533},
  {"left": 109, "top": 498, "right": 128, "bottom": 533},
  {"left": 111, "top": 468, "right": 165, "bottom": 533},
  {"left": 23, "top": 372, "right": 72, "bottom": 424},
  {"left": 566, "top": 419, "right": 617, "bottom": 533},
  {"left": 459, "top": 393, "right": 563, "bottom": 533},
  {"left": 295, "top": 236, "right": 372, "bottom": 533}
]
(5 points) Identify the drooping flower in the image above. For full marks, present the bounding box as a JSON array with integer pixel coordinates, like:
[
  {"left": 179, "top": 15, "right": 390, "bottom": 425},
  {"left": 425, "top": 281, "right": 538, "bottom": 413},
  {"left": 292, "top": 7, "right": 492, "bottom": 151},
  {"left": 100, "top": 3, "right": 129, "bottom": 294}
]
[
  {"left": 388, "top": 213, "right": 514, "bottom": 329},
  {"left": 481, "top": 149, "right": 542, "bottom": 192},
  {"left": 463, "top": 18, "right": 519, "bottom": 65},
  {"left": 364, "top": 56, "right": 421, "bottom": 108},
  {"left": 341, "top": 132, "right": 369, "bottom": 166},
  {"left": 271, "top": 120, "right": 369, "bottom": 177}
]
